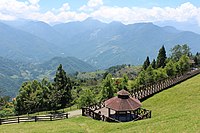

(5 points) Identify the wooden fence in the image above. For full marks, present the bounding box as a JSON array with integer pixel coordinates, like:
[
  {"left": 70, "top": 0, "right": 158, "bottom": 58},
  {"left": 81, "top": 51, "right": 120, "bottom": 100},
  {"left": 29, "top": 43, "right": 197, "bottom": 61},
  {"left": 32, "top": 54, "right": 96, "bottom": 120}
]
[
  {"left": 0, "top": 113, "right": 68, "bottom": 125},
  {"left": 82, "top": 107, "right": 151, "bottom": 122},
  {"left": 132, "top": 69, "right": 200, "bottom": 101},
  {"left": 82, "top": 107, "right": 120, "bottom": 122}
]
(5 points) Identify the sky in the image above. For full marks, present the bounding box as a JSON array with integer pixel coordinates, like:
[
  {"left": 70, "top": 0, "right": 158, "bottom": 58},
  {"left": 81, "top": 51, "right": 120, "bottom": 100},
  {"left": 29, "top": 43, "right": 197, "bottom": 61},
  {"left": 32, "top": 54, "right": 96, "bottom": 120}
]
[{"left": 1, "top": 0, "right": 200, "bottom": 25}]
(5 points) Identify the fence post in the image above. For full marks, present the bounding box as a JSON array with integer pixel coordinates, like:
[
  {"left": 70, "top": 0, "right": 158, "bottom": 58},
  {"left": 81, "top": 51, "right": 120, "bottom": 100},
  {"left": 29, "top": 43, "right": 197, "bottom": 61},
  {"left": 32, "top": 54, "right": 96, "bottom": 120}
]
[
  {"left": 82, "top": 108, "right": 85, "bottom": 116},
  {"left": 89, "top": 109, "right": 91, "bottom": 116},
  {"left": 102, "top": 115, "right": 105, "bottom": 121},
  {"left": 18, "top": 116, "right": 20, "bottom": 123},
  {"left": 0, "top": 118, "right": 2, "bottom": 125},
  {"left": 66, "top": 113, "right": 68, "bottom": 119},
  {"left": 35, "top": 116, "right": 37, "bottom": 122},
  {"left": 150, "top": 111, "right": 152, "bottom": 118},
  {"left": 93, "top": 111, "right": 95, "bottom": 119},
  {"left": 50, "top": 115, "right": 52, "bottom": 121}
]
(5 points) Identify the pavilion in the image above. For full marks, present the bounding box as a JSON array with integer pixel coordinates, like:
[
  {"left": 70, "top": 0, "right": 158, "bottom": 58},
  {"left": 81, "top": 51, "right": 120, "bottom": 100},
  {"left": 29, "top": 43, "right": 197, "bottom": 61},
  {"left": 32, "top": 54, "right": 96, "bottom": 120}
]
[
  {"left": 85, "top": 89, "right": 151, "bottom": 122},
  {"left": 104, "top": 89, "right": 143, "bottom": 122}
]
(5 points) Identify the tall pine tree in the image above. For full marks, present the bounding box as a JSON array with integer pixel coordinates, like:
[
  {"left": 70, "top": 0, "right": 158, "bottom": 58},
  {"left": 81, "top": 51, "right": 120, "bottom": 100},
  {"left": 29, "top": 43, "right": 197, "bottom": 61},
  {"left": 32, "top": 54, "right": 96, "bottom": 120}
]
[
  {"left": 151, "top": 59, "right": 156, "bottom": 69},
  {"left": 143, "top": 56, "right": 150, "bottom": 70},
  {"left": 156, "top": 45, "right": 167, "bottom": 68},
  {"left": 53, "top": 64, "right": 72, "bottom": 108}
]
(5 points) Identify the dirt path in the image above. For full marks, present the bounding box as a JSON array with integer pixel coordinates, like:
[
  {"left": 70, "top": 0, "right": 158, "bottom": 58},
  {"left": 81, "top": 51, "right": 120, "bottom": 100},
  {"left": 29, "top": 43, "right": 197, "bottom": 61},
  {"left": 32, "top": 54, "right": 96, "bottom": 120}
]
[{"left": 68, "top": 109, "right": 82, "bottom": 117}]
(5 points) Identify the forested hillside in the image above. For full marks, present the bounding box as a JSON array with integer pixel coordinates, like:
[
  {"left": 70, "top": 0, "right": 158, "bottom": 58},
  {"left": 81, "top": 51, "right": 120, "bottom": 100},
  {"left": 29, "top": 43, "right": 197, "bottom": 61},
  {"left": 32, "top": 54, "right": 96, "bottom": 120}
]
[
  {"left": 0, "top": 57, "right": 25, "bottom": 97},
  {"left": 0, "top": 56, "right": 96, "bottom": 97}
]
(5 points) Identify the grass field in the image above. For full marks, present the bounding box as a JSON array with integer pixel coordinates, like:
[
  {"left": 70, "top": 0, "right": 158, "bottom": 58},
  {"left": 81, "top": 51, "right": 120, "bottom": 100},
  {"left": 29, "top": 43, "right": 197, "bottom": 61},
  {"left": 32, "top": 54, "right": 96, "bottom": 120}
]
[{"left": 1, "top": 75, "right": 200, "bottom": 133}]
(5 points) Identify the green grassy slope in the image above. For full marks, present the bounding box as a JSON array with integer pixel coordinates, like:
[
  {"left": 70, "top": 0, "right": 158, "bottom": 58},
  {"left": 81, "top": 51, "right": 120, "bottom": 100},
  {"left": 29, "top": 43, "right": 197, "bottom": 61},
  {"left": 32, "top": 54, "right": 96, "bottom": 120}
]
[{"left": 1, "top": 75, "right": 200, "bottom": 133}]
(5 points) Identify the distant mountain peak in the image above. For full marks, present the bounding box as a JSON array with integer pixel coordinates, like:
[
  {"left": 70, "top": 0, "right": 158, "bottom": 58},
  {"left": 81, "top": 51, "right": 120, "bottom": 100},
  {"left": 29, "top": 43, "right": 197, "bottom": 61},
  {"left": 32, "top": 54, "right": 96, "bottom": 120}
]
[
  {"left": 127, "top": 22, "right": 159, "bottom": 29},
  {"left": 108, "top": 21, "right": 124, "bottom": 26},
  {"left": 83, "top": 17, "right": 96, "bottom": 21},
  {"left": 82, "top": 17, "right": 106, "bottom": 25},
  {"left": 162, "top": 26, "right": 181, "bottom": 33}
]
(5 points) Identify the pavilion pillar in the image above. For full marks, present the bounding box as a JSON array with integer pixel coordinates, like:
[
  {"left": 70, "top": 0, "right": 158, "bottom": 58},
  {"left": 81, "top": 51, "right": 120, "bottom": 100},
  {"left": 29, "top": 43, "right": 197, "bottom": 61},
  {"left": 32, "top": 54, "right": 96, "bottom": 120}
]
[
  {"left": 117, "top": 111, "right": 119, "bottom": 120},
  {"left": 126, "top": 111, "right": 127, "bottom": 121},
  {"left": 108, "top": 108, "right": 111, "bottom": 117}
]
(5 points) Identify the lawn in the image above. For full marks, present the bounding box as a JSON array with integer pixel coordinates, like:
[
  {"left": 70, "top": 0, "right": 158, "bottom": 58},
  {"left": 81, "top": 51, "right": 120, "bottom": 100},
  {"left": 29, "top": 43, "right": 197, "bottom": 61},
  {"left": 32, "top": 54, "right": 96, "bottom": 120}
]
[{"left": 1, "top": 75, "right": 200, "bottom": 133}]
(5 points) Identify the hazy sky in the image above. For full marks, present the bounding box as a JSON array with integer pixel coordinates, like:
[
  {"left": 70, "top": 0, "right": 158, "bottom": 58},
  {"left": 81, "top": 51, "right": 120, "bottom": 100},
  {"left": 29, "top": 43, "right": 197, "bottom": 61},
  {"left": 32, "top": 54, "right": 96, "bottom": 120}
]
[{"left": 1, "top": 0, "right": 200, "bottom": 25}]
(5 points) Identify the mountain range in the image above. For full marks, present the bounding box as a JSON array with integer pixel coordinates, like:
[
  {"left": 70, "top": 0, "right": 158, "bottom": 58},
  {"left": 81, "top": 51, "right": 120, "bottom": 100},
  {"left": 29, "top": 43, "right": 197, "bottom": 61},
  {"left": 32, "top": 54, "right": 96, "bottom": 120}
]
[{"left": 1, "top": 18, "right": 200, "bottom": 69}]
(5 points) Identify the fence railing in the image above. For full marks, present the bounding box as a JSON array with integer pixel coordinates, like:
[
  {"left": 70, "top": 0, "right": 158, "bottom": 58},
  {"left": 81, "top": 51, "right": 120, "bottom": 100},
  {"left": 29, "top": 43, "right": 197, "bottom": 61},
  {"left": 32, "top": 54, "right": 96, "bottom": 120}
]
[
  {"left": 87, "top": 102, "right": 105, "bottom": 111},
  {"left": 82, "top": 107, "right": 151, "bottom": 122},
  {"left": 81, "top": 107, "right": 120, "bottom": 122},
  {"left": 0, "top": 113, "right": 68, "bottom": 125},
  {"left": 132, "top": 69, "right": 200, "bottom": 101}
]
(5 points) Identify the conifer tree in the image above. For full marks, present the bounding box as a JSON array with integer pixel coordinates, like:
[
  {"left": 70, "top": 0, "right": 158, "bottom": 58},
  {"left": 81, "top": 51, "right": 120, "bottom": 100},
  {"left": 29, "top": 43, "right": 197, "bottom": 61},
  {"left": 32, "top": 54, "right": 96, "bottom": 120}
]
[
  {"left": 143, "top": 56, "right": 150, "bottom": 70},
  {"left": 156, "top": 45, "right": 167, "bottom": 68},
  {"left": 53, "top": 64, "right": 72, "bottom": 108},
  {"left": 151, "top": 59, "right": 156, "bottom": 69},
  {"left": 194, "top": 52, "right": 200, "bottom": 66}
]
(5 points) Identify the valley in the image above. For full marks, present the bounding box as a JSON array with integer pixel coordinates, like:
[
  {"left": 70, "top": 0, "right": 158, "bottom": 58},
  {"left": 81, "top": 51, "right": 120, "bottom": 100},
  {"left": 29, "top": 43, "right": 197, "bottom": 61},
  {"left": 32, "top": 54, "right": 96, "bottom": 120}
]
[{"left": 0, "top": 56, "right": 96, "bottom": 97}]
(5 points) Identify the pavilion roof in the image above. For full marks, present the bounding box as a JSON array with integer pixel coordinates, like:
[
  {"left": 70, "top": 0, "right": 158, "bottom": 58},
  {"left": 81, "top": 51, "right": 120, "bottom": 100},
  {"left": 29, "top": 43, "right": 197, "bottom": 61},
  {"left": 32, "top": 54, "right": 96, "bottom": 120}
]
[
  {"left": 105, "top": 89, "right": 142, "bottom": 111},
  {"left": 117, "top": 89, "right": 130, "bottom": 96}
]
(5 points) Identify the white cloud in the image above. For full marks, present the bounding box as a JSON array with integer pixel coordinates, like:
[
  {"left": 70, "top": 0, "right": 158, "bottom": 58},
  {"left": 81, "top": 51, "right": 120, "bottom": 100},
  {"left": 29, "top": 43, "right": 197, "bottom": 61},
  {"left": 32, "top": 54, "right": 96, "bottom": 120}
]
[
  {"left": 57, "top": 12, "right": 88, "bottom": 22},
  {"left": 39, "top": 11, "right": 88, "bottom": 23},
  {"left": 38, "top": 2, "right": 88, "bottom": 23},
  {"left": 0, "top": 0, "right": 39, "bottom": 20},
  {"left": 28, "top": 0, "right": 40, "bottom": 5},
  {"left": 59, "top": 3, "right": 70, "bottom": 12},
  {"left": 26, "top": 10, "right": 88, "bottom": 24},
  {"left": 51, "top": 3, "right": 71, "bottom": 13},
  {"left": 0, "top": 0, "right": 87, "bottom": 23},
  {"left": 90, "top": 2, "right": 200, "bottom": 25},
  {"left": 0, "top": 12, "right": 16, "bottom": 20},
  {"left": 88, "top": 0, "right": 103, "bottom": 7},
  {"left": 79, "top": 0, "right": 103, "bottom": 11},
  {"left": 0, "top": 1, "right": 200, "bottom": 26}
]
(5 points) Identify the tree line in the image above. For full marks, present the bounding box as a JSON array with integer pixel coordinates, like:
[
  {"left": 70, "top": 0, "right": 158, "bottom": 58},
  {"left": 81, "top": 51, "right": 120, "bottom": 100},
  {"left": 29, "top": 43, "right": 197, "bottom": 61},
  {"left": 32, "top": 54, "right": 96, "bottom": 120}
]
[{"left": 131, "top": 44, "right": 194, "bottom": 90}]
